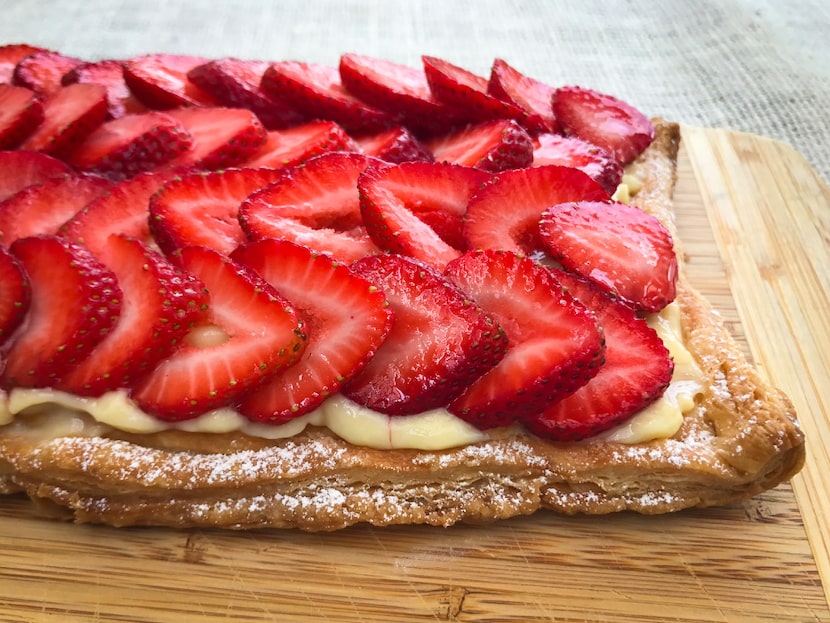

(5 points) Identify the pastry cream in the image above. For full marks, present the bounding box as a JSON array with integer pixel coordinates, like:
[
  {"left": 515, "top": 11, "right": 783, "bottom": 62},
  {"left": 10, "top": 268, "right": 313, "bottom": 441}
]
[{"left": 0, "top": 302, "right": 702, "bottom": 450}]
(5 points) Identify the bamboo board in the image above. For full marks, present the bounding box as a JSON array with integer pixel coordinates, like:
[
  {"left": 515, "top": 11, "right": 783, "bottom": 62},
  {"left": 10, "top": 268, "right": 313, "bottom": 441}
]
[{"left": 0, "top": 126, "right": 828, "bottom": 622}]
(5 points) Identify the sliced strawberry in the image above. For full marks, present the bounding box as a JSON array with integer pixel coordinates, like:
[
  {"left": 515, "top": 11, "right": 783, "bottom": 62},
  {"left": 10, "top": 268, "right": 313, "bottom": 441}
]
[
  {"left": 12, "top": 50, "right": 82, "bottom": 96},
  {"left": 2, "top": 235, "right": 122, "bottom": 388},
  {"left": 231, "top": 238, "right": 392, "bottom": 422},
  {"left": 487, "top": 58, "right": 559, "bottom": 134},
  {"left": 187, "top": 58, "right": 306, "bottom": 129},
  {"left": 344, "top": 253, "right": 506, "bottom": 415},
  {"left": 525, "top": 269, "right": 673, "bottom": 440},
  {"left": 552, "top": 86, "right": 655, "bottom": 164},
  {"left": 426, "top": 119, "right": 533, "bottom": 172},
  {"left": 18, "top": 83, "right": 108, "bottom": 157},
  {"left": 0, "top": 174, "right": 112, "bottom": 246},
  {"left": 149, "top": 167, "right": 283, "bottom": 256},
  {"left": 358, "top": 161, "right": 489, "bottom": 268},
  {"left": 0, "top": 246, "right": 30, "bottom": 346},
  {"left": 353, "top": 126, "right": 433, "bottom": 164},
  {"left": 0, "top": 150, "right": 73, "bottom": 202},
  {"left": 64, "top": 110, "right": 193, "bottom": 179},
  {"left": 539, "top": 200, "right": 677, "bottom": 312},
  {"left": 62, "top": 59, "right": 148, "bottom": 118},
  {"left": 422, "top": 55, "right": 525, "bottom": 125},
  {"left": 163, "top": 106, "right": 267, "bottom": 170},
  {"left": 130, "top": 246, "right": 305, "bottom": 421},
  {"left": 0, "top": 44, "right": 45, "bottom": 84},
  {"left": 122, "top": 53, "right": 220, "bottom": 109},
  {"left": 463, "top": 165, "right": 608, "bottom": 255},
  {"left": 239, "top": 151, "right": 383, "bottom": 263},
  {"left": 58, "top": 235, "right": 208, "bottom": 396},
  {"left": 261, "top": 61, "right": 399, "bottom": 133},
  {"left": 242, "top": 119, "right": 358, "bottom": 169},
  {"left": 0, "top": 84, "right": 44, "bottom": 149},
  {"left": 338, "top": 53, "right": 461, "bottom": 135},
  {"left": 531, "top": 133, "right": 623, "bottom": 195},
  {"left": 444, "top": 250, "right": 604, "bottom": 428},
  {"left": 60, "top": 168, "right": 183, "bottom": 255}
]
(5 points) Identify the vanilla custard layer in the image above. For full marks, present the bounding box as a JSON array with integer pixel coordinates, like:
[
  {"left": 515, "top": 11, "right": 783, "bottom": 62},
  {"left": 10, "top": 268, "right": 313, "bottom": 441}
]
[{"left": 0, "top": 302, "right": 703, "bottom": 450}]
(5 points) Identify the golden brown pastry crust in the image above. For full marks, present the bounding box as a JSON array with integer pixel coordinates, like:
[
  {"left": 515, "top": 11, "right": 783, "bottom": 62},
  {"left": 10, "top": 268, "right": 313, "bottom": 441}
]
[{"left": 0, "top": 120, "right": 806, "bottom": 530}]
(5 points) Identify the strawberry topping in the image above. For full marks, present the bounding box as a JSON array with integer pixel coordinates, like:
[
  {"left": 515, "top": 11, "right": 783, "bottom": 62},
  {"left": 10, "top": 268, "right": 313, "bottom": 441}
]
[
  {"left": 62, "top": 59, "right": 148, "bottom": 118},
  {"left": 353, "top": 126, "right": 433, "bottom": 164},
  {"left": 12, "top": 50, "right": 81, "bottom": 96},
  {"left": 487, "top": 58, "right": 559, "bottom": 134},
  {"left": 0, "top": 245, "right": 30, "bottom": 346},
  {"left": 122, "top": 54, "right": 220, "bottom": 109},
  {"left": 531, "top": 132, "right": 623, "bottom": 195},
  {"left": 0, "top": 150, "right": 73, "bottom": 202},
  {"left": 242, "top": 120, "right": 358, "bottom": 170},
  {"left": 0, "top": 85, "right": 43, "bottom": 150},
  {"left": 426, "top": 119, "right": 533, "bottom": 172}
]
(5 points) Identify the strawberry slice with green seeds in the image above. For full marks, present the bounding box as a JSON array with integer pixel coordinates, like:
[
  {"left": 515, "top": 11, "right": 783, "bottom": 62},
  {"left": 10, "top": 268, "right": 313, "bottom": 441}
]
[
  {"left": 2, "top": 235, "right": 122, "bottom": 388},
  {"left": 487, "top": 58, "right": 559, "bottom": 134},
  {"left": 122, "top": 53, "right": 220, "bottom": 109},
  {"left": 426, "top": 119, "right": 533, "bottom": 173},
  {"left": 130, "top": 246, "right": 306, "bottom": 421},
  {"left": 539, "top": 200, "right": 677, "bottom": 312},
  {"left": 64, "top": 110, "right": 193, "bottom": 179},
  {"left": 343, "top": 253, "right": 507, "bottom": 415},
  {"left": 58, "top": 235, "right": 209, "bottom": 396},
  {"left": 463, "top": 164, "right": 608, "bottom": 256},
  {"left": 525, "top": 269, "right": 673, "bottom": 440},
  {"left": 62, "top": 59, "right": 148, "bottom": 118},
  {"left": 262, "top": 61, "right": 400, "bottom": 134},
  {"left": 239, "top": 151, "right": 383, "bottom": 263},
  {"left": 242, "top": 120, "right": 358, "bottom": 169},
  {"left": 149, "top": 167, "right": 284, "bottom": 256},
  {"left": 444, "top": 250, "right": 605, "bottom": 428},
  {"left": 0, "top": 150, "right": 73, "bottom": 202},
  {"left": 0, "top": 245, "right": 30, "bottom": 346},
  {"left": 232, "top": 238, "right": 393, "bottom": 422},
  {"left": 532, "top": 132, "right": 623, "bottom": 195},
  {"left": 0, "top": 174, "right": 112, "bottom": 246},
  {"left": 18, "top": 83, "right": 109, "bottom": 157},
  {"left": 12, "top": 49, "right": 82, "bottom": 96},
  {"left": 0, "top": 84, "right": 44, "bottom": 150},
  {"left": 358, "top": 161, "right": 489, "bottom": 268},
  {"left": 353, "top": 126, "right": 433, "bottom": 164},
  {"left": 552, "top": 85, "right": 655, "bottom": 164}
]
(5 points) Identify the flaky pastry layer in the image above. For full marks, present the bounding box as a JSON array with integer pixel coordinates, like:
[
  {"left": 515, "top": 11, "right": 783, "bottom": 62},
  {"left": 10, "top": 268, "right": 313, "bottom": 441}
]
[{"left": 0, "top": 120, "right": 806, "bottom": 530}]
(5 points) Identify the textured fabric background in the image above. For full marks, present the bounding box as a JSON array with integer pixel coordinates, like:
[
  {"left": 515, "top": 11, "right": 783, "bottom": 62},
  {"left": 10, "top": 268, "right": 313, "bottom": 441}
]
[{"left": 2, "top": 0, "right": 828, "bottom": 182}]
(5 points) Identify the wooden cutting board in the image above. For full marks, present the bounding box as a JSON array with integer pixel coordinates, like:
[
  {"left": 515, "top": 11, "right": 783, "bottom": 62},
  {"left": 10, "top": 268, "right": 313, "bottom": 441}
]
[{"left": 0, "top": 126, "right": 828, "bottom": 622}]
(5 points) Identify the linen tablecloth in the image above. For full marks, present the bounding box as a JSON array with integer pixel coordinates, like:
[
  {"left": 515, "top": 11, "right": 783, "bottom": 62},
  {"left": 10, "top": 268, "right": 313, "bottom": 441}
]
[{"left": 2, "top": 0, "right": 828, "bottom": 182}]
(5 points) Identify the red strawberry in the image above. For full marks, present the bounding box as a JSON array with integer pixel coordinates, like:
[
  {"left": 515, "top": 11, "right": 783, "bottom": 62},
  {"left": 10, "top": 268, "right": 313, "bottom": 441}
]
[
  {"left": 163, "top": 106, "right": 267, "bottom": 170},
  {"left": 241, "top": 119, "right": 358, "bottom": 169},
  {"left": 0, "top": 84, "right": 44, "bottom": 149},
  {"left": 524, "top": 269, "right": 673, "bottom": 440},
  {"left": 187, "top": 58, "right": 306, "bottom": 129},
  {"left": 58, "top": 235, "right": 208, "bottom": 396},
  {"left": 422, "top": 55, "right": 525, "bottom": 125},
  {"left": 444, "top": 250, "right": 604, "bottom": 428},
  {"left": 231, "top": 238, "right": 393, "bottom": 422},
  {"left": 426, "top": 119, "right": 533, "bottom": 172},
  {"left": 18, "top": 83, "right": 108, "bottom": 157},
  {"left": 64, "top": 110, "right": 193, "bottom": 178},
  {"left": 539, "top": 200, "right": 677, "bottom": 312},
  {"left": 487, "top": 58, "right": 559, "bottom": 134},
  {"left": 122, "top": 54, "right": 220, "bottom": 109},
  {"left": 358, "top": 161, "right": 489, "bottom": 268},
  {"left": 261, "top": 61, "right": 399, "bottom": 133},
  {"left": 0, "top": 174, "right": 112, "bottom": 246},
  {"left": 60, "top": 168, "right": 183, "bottom": 255},
  {"left": 343, "top": 253, "right": 506, "bottom": 415},
  {"left": 353, "top": 126, "right": 433, "bottom": 164},
  {"left": 531, "top": 133, "right": 623, "bottom": 195},
  {"left": 0, "top": 245, "right": 30, "bottom": 346},
  {"left": 0, "top": 44, "right": 45, "bottom": 84},
  {"left": 1, "top": 235, "right": 122, "bottom": 388},
  {"left": 338, "top": 53, "right": 461, "bottom": 135},
  {"left": 130, "top": 246, "right": 306, "bottom": 421},
  {"left": 62, "top": 59, "right": 148, "bottom": 118},
  {"left": 238, "top": 151, "right": 383, "bottom": 263},
  {"left": 463, "top": 165, "right": 608, "bottom": 255},
  {"left": 552, "top": 86, "right": 655, "bottom": 164},
  {"left": 12, "top": 50, "right": 81, "bottom": 96},
  {"left": 0, "top": 150, "right": 73, "bottom": 202},
  {"left": 149, "top": 167, "right": 283, "bottom": 256}
]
